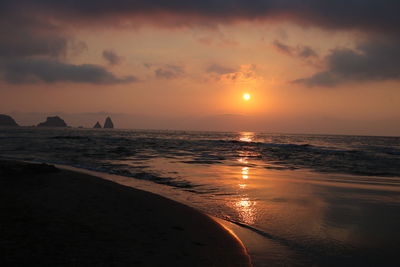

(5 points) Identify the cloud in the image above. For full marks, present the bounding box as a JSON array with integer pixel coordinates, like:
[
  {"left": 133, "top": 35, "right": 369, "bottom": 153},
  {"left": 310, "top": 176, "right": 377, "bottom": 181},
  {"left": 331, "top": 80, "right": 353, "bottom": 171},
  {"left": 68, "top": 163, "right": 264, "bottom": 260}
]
[
  {"left": 144, "top": 63, "right": 185, "bottom": 79},
  {"left": 0, "top": 16, "right": 67, "bottom": 59},
  {"left": 68, "top": 40, "right": 88, "bottom": 57},
  {"left": 2, "top": 1, "right": 400, "bottom": 87},
  {"left": 209, "top": 64, "right": 258, "bottom": 83},
  {"left": 2, "top": 59, "right": 137, "bottom": 84},
  {"left": 0, "top": 15, "right": 133, "bottom": 85},
  {"left": 272, "top": 40, "right": 293, "bottom": 55},
  {"left": 2, "top": 1, "right": 400, "bottom": 34},
  {"left": 298, "top": 46, "right": 318, "bottom": 58},
  {"left": 272, "top": 40, "right": 317, "bottom": 58},
  {"left": 206, "top": 64, "right": 237, "bottom": 75},
  {"left": 153, "top": 64, "right": 185, "bottom": 79},
  {"left": 102, "top": 50, "right": 121, "bottom": 65},
  {"left": 294, "top": 38, "right": 400, "bottom": 87}
]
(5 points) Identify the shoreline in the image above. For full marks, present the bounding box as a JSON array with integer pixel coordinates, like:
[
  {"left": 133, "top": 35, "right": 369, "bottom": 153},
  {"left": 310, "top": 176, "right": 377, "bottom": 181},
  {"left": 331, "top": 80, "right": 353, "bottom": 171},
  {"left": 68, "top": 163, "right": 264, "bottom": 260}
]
[
  {"left": 0, "top": 160, "right": 251, "bottom": 266},
  {"left": 53, "top": 163, "right": 282, "bottom": 267}
]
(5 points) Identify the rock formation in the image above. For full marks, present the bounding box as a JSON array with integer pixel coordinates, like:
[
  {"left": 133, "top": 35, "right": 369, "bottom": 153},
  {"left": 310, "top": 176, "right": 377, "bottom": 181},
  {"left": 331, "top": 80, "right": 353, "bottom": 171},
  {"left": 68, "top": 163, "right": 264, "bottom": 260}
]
[
  {"left": 0, "top": 114, "right": 19, "bottom": 126},
  {"left": 93, "top": 121, "right": 102, "bottom": 128},
  {"left": 103, "top": 117, "right": 114, "bottom": 129},
  {"left": 37, "top": 116, "right": 68, "bottom": 127}
]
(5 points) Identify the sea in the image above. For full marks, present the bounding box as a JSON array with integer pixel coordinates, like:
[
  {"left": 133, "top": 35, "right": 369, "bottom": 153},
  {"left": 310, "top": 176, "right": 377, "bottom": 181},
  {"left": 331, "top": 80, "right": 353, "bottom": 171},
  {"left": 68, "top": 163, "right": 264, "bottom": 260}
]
[{"left": 1, "top": 128, "right": 400, "bottom": 266}]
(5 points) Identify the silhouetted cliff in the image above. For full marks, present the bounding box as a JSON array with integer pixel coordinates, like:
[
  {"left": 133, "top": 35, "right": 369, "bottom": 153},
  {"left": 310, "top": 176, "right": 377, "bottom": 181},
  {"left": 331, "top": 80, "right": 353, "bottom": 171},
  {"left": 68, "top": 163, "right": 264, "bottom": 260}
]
[
  {"left": 104, "top": 117, "right": 114, "bottom": 129},
  {"left": 0, "top": 114, "right": 19, "bottom": 126},
  {"left": 93, "top": 122, "right": 102, "bottom": 128},
  {"left": 37, "top": 116, "right": 68, "bottom": 127}
]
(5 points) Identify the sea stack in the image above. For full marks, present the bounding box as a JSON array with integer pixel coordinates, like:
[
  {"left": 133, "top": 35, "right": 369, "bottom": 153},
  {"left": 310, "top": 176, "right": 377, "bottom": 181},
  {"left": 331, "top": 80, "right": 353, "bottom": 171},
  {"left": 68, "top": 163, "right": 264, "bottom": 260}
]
[
  {"left": 37, "top": 116, "right": 68, "bottom": 127},
  {"left": 93, "top": 121, "right": 102, "bottom": 128},
  {"left": 0, "top": 114, "right": 19, "bottom": 127},
  {"left": 103, "top": 117, "right": 114, "bottom": 129}
]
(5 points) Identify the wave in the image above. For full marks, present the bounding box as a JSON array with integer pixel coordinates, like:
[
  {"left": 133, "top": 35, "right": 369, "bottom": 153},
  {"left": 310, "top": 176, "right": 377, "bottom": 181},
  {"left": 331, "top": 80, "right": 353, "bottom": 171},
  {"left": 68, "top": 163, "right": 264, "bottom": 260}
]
[
  {"left": 224, "top": 218, "right": 353, "bottom": 262},
  {"left": 2, "top": 128, "right": 399, "bottom": 178}
]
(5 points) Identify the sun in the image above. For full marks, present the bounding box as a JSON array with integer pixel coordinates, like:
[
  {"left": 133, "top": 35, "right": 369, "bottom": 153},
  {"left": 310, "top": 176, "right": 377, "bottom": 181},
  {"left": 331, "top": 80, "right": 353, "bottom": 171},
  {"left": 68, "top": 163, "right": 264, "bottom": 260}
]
[{"left": 243, "top": 93, "right": 251, "bottom": 101}]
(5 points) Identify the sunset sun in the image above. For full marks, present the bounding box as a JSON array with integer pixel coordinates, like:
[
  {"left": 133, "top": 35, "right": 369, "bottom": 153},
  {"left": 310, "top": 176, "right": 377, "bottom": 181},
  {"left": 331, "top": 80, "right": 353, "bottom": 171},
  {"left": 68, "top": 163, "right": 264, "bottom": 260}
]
[{"left": 243, "top": 93, "right": 251, "bottom": 101}]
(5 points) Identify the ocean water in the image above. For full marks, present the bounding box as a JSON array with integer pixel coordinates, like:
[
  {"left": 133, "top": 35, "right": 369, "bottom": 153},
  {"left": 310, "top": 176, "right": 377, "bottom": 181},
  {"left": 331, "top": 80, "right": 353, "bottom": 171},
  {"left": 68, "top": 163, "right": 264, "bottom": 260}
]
[{"left": 1, "top": 128, "right": 400, "bottom": 266}]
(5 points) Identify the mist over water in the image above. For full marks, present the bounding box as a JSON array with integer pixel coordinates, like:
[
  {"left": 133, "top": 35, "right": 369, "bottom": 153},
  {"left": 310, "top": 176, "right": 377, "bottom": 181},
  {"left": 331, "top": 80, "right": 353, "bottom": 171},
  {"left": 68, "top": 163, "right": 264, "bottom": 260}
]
[{"left": 1, "top": 128, "right": 399, "bottom": 266}]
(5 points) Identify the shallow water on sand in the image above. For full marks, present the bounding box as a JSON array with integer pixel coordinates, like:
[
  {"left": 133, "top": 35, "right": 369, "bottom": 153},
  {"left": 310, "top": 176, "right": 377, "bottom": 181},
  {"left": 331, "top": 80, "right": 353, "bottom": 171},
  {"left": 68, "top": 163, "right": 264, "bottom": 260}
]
[{"left": 1, "top": 128, "right": 400, "bottom": 266}]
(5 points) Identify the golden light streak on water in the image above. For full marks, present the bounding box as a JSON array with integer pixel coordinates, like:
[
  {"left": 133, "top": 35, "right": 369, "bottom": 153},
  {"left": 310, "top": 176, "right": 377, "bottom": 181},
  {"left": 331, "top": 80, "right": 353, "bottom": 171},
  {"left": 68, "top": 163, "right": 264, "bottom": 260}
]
[
  {"left": 239, "top": 132, "right": 255, "bottom": 142},
  {"left": 234, "top": 197, "right": 257, "bottom": 225}
]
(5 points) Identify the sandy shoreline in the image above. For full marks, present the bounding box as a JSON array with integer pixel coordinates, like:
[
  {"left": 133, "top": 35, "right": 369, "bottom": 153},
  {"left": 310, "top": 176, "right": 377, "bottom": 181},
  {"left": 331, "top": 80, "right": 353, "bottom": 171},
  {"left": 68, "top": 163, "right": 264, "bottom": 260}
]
[{"left": 0, "top": 160, "right": 251, "bottom": 266}]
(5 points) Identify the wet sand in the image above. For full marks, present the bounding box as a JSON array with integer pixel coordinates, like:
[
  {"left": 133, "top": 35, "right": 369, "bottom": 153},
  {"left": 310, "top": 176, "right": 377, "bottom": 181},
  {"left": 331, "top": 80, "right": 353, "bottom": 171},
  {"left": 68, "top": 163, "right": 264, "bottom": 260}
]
[{"left": 0, "top": 160, "right": 251, "bottom": 266}]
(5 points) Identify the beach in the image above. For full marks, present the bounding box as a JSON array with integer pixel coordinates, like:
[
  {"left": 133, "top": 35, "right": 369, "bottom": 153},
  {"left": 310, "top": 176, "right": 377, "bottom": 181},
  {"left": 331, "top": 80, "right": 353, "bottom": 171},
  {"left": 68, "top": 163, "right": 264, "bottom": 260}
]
[{"left": 0, "top": 160, "right": 251, "bottom": 266}]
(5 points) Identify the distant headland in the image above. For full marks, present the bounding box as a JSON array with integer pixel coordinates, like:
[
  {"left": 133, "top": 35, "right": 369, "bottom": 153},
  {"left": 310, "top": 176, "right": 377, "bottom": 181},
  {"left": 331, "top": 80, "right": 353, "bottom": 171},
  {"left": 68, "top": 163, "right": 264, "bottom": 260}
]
[
  {"left": 0, "top": 114, "right": 19, "bottom": 127},
  {"left": 0, "top": 114, "right": 115, "bottom": 129},
  {"left": 37, "top": 116, "right": 68, "bottom": 127}
]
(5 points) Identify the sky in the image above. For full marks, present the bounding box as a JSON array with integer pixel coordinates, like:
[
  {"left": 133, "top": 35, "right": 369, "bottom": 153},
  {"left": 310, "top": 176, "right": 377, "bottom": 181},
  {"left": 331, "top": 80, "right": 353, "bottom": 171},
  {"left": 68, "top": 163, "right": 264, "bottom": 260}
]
[{"left": 0, "top": 0, "right": 399, "bottom": 135}]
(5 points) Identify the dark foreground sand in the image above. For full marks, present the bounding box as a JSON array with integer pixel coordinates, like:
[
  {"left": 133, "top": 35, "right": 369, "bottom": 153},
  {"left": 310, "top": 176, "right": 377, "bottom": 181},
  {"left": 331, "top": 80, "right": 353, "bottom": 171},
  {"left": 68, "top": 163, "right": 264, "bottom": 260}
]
[{"left": 0, "top": 160, "right": 251, "bottom": 266}]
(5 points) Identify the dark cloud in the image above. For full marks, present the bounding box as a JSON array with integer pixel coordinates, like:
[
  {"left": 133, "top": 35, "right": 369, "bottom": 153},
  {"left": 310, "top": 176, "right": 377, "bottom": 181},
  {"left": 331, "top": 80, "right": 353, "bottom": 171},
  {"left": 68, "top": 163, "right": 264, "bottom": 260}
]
[
  {"left": 294, "top": 38, "right": 400, "bottom": 87},
  {"left": 298, "top": 46, "right": 318, "bottom": 58},
  {"left": 0, "top": 14, "right": 133, "bottom": 85},
  {"left": 206, "top": 64, "right": 237, "bottom": 75},
  {"left": 2, "top": 1, "right": 400, "bottom": 34},
  {"left": 102, "top": 50, "right": 121, "bottom": 65},
  {"left": 0, "top": 16, "right": 67, "bottom": 59},
  {"left": 272, "top": 40, "right": 293, "bottom": 56},
  {"left": 69, "top": 40, "right": 88, "bottom": 56},
  {"left": 272, "top": 40, "right": 317, "bottom": 58},
  {"left": 1, "top": 1, "right": 400, "bottom": 86},
  {"left": 2, "top": 59, "right": 137, "bottom": 84},
  {"left": 154, "top": 65, "right": 185, "bottom": 79}
]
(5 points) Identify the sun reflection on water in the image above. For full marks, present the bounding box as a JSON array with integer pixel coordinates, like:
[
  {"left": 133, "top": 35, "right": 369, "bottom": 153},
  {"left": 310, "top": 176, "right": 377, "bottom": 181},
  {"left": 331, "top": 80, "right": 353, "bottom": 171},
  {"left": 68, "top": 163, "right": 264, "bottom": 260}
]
[
  {"left": 234, "top": 197, "right": 257, "bottom": 225},
  {"left": 237, "top": 158, "right": 248, "bottom": 164},
  {"left": 239, "top": 132, "right": 255, "bottom": 142},
  {"left": 232, "top": 143, "right": 257, "bottom": 224},
  {"left": 241, "top": 166, "right": 249, "bottom": 179}
]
